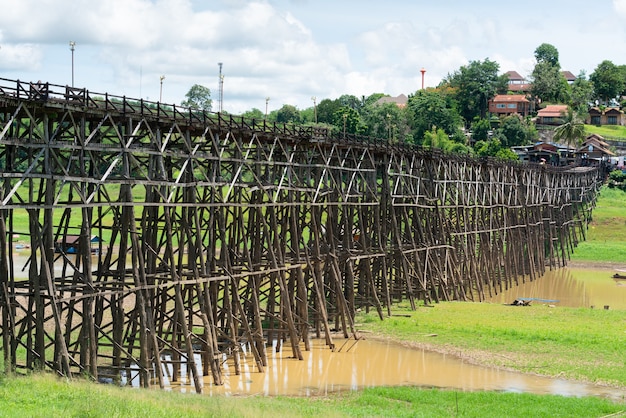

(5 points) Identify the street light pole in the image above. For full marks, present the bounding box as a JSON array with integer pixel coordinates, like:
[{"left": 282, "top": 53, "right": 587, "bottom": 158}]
[
  {"left": 159, "top": 75, "right": 165, "bottom": 102},
  {"left": 311, "top": 96, "right": 317, "bottom": 123},
  {"left": 218, "top": 62, "right": 223, "bottom": 113},
  {"left": 69, "top": 41, "right": 76, "bottom": 87},
  {"left": 265, "top": 97, "right": 270, "bottom": 119}
]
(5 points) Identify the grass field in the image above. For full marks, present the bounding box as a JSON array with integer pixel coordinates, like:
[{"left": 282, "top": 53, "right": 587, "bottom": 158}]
[
  {"left": 585, "top": 123, "right": 626, "bottom": 140},
  {"left": 571, "top": 186, "right": 626, "bottom": 262}
]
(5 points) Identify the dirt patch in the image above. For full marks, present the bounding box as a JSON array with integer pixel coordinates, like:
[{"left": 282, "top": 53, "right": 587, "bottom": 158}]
[{"left": 566, "top": 260, "right": 626, "bottom": 270}]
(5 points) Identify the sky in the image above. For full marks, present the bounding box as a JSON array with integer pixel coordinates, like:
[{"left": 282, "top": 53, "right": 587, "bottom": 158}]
[{"left": 0, "top": 0, "right": 625, "bottom": 115}]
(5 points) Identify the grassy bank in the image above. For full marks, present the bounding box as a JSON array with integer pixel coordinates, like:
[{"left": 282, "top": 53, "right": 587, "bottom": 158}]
[
  {"left": 1, "top": 189, "right": 626, "bottom": 417},
  {"left": 571, "top": 186, "right": 626, "bottom": 263},
  {"left": 0, "top": 373, "right": 622, "bottom": 418}
]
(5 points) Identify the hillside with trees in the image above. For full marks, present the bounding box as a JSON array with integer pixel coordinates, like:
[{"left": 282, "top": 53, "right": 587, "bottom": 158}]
[{"left": 181, "top": 43, "right": 626, "bottom": 159}]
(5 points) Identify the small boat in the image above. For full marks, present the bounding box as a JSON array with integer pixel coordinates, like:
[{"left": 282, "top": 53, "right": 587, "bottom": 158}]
[{"left": 612, "top": 273, "right": 626, "bottom": 279}]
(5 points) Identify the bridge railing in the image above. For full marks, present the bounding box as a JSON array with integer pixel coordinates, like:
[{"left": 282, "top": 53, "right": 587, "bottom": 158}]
[{"left": 0, "top": 77, "right": 614, "bottom": 168}]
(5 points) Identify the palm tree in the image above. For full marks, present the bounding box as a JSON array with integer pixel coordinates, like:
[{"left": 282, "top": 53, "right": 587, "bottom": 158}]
[{"left": 553, "top": 106, "right": 585, "bottom": 149}]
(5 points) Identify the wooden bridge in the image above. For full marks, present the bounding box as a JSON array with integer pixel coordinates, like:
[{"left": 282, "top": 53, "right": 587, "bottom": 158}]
[{"left": 0, "top": 78, "right": 604, "bottom": 393}]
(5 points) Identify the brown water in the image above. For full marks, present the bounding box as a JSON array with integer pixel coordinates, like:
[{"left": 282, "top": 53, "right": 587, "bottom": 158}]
[
  {"left": 485, "top": 267, "right": 626, "bottom": 309},
  {"left": 10, "top": 253, "right": 626, "bottom": 399},
  {"left": 162, "top": 338, "right": 624, "bottom": 400}
]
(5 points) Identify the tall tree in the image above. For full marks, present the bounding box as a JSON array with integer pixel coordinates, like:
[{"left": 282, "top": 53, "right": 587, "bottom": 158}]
[
  {"left": 276, "top": 104, "right": 301, "bottom": 123},
  {"left": 181, "top": 84, "right": 212, "bottom": 111},
  {"left": 569, "top": 71, "right": 594, "bottom": 111},
  {"left": 443, "top": 59, "right": 508, "bottom": 123},
  {"left": 316, "top": 98, "right": 342, "bottom": 124},
  {"left": 534, "top": 43, "right": 560, "bottom": 67},
  {"left": 530, "top": 61, "right": 569, "bottom": 103},
  {"left": 590, "top": 60, "right": 625, "bottom": 104},
  {"left": 406, "top": 88, "right": 461, "bottom": 143},
  {"left": 553, "top": 106, "right": 585, "bottom": 149},
  {"left": 498, "top": 115, "right": 536, "bottom": 147},
  {"left": 530, "top": 43, "right": 569, "bottom": 103},
  {"left": 363, "top": 102, "right": 410, "bottom": 143}
]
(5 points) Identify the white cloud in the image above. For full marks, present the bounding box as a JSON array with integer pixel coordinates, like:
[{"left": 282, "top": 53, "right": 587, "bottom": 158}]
[
  {"left": 0, "top": 0, "right": 625, "bottom": 113},
  {"left": 615, "top": 0, "right": 626, "bottom": 17}
]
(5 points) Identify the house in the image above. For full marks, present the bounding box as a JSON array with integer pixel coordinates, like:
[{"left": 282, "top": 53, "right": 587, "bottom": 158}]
[
  {"left": 561, "top": 71, "right": 576, "bottom": 84},
  {"left": 488, "top": 94, "right": 531, "bottom": 117},
  {"left": 504, "top": 71, "right": 531, "bottom": 93},
  {"left": 577, "top": 134, "right": 615, "bottom": 161},
  {"left": 374, "top": 94, "right": 408, "bottom": 108},
  {"left": 511, "top": 141, "right": 576, "bottom": 165},
  {"left": 536, "top": 105, "right": 569, "bottom": 125},
  {"left": 587, "top": 107, "right": 625, "bottom": 126}
]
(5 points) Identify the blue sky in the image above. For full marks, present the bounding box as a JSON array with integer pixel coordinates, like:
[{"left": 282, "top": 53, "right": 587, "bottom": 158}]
[{"left": 0, "top": 0, "right": 625, "bottom": 114}]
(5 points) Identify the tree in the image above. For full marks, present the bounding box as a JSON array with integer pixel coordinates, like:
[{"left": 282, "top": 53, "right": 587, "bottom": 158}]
[
  {"left": 275, "top": 104, "right": 301, "bottom": 123},
  {"left": 423, "top": 128, "right": 472, "bottom": 155},
  {"left": 553, "top": 106, "right": 585, "bottom": 149},
  {"left": 241, "top": 108, "right": 264, "bottom": 120},
  {"left": 443, "top": 59, "right": 508, "bottom": 123},
  {"left": 470, "top": 118, "right": 491, "bottom": 142},
  {"left": 530, "top": 61, "right": 569, "bottom": 103},
  {"left": 316, "top": 98, "right": 342, "bottom": 124},
  {"left": 590, "top": 60, "right": 626, "bottom": 104},
  {"left": 529, "top": 43, "right": 569, "bottom": 103},
  {"left": 181, "top": 84, "right": 212, "bottom": 111},
  {"left": 534, "top": 43, "right": 560, "bottom": 67},
  {"left": 406, "top": 88, "right": 462, "bottom": 143},
  {"left": 363, "top": 102, "right": 410, "bottom": 143},
  {"left": 473, "top": 136, "right": 519, "bottom": 160},
  {"left": 498, "top": 115, "right": 535, "bottom": 147},
  {"left": 333, "top": 107, "right": 367, "bottom": 136},
  {"left": 569, "top": 71, "right": 594, "bottom": 111}
]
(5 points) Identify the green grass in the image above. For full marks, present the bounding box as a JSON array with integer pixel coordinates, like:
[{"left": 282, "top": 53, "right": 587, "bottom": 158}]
[
  {"left": 571, "top": 186, "right": 626, "bottom": 262},
  {"left": 357, "top": 302, "right": 626, "bottom": 387},
  {"left": 585, "top": 124, "right": 626, "bottom": 140},
  {"left": 0, "top": 373, "right": 622, "bottom": 418}
]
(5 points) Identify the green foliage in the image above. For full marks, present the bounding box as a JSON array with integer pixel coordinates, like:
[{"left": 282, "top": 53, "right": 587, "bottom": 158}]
[
  {"left": 240, "top": 108, "right": 265, "bottom": 120},
  {"left": 531, "top": 61, "right": 569, "bottom": 103},
  {"left": 315, "top": 98, "right": 341, "bottom": 124},
  {"left": 473, "top": 136, "right": 518, "bottom": 160},
  {"left": 608, "top": 169, "right": 626, "bottom": 186},
  {"left": 568, "top": 71, "right": 594, "bottom": 110},
  {"left": 498, "top": 114, "right": 533, "bottom": 147},
  {"left": 333, "top": 106, "right": 367, "bottom": 136},
  {"left": 406, "top": 88, "right": 461, "bottom": 142},
  {"left": 362, "top": 102, "right": 410, "bottom": 143},
  {"left": 553, "top": 106, "right": 585, "bottom": 148},
  {"left": 443, "top": 58, "right": 508, "bottom": 122},
  {"left": 534, "top": 43, "right": 560, "bottom": 67},
  {"left": 180, "top": 84, "right": 212, "bottom": 111},
  {"left": 590, "top": 60, "right": 626, "bottom": 103},
  {"left": 275, "top": 104, "right": 301, "bottom": 124},
  {"left": 470, "top": 118, "right": 490, "bottom": 142}
]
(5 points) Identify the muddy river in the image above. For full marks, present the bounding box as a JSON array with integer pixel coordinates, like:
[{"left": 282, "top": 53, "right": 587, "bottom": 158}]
[
  {"left": 162, "top": 267, "right": 626, "bottom": 399},
  {"left": 9, "top": 253, "right": 626, "bottom": 398}
]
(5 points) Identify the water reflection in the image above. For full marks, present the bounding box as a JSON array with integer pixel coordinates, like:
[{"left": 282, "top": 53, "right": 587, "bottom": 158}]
[
  {"left": 486, "top": 267, "right": 626, "bottom": 309},
  {"left": 164, "top": 338, "right": 625, "bottom": 400}
]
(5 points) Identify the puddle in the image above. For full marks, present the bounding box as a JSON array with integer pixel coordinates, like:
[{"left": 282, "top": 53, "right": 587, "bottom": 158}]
[
  {"left": 161, "top": 338, "right": 625, "bottom": 401},
  {"left": 486, "top": 267, "right": 626, "bottom": 309}
]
